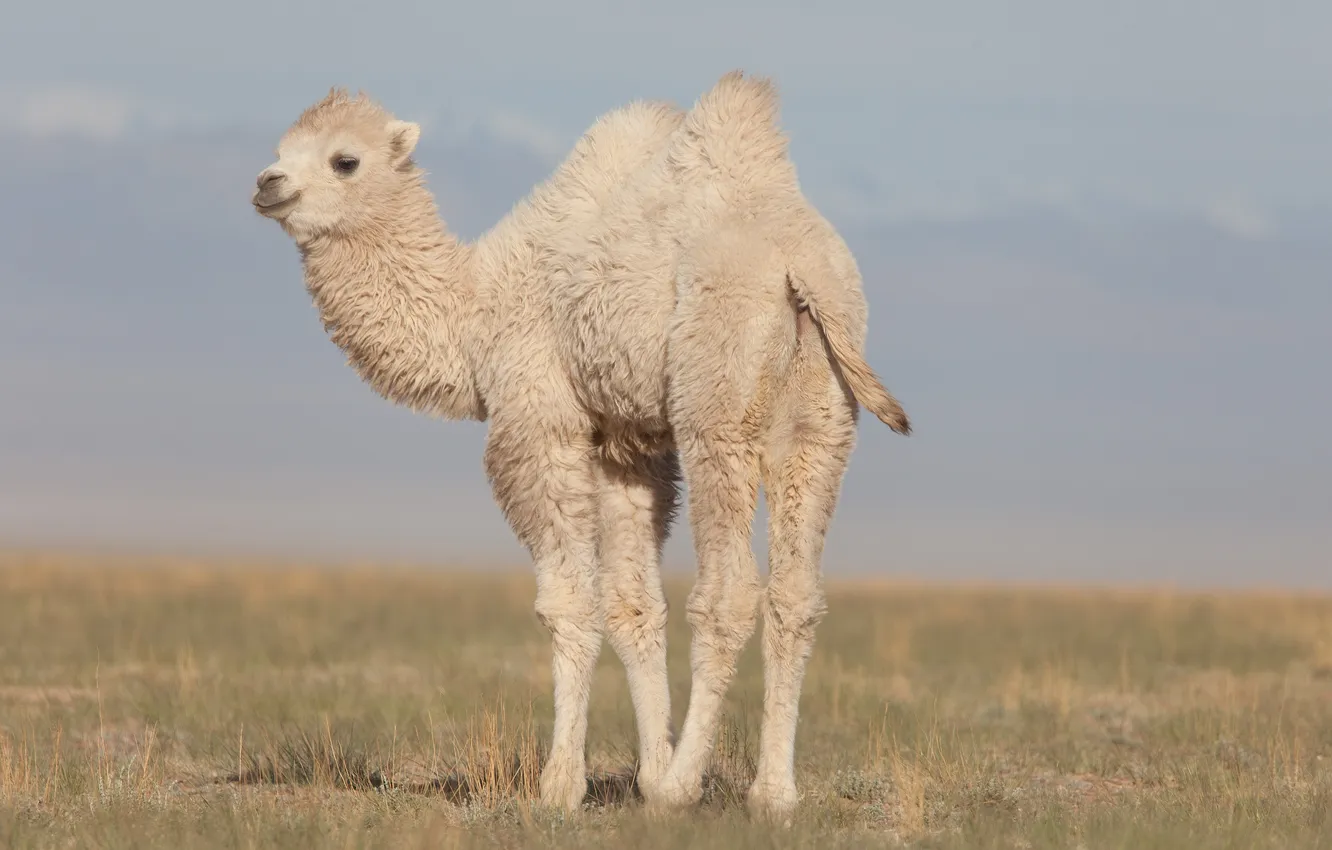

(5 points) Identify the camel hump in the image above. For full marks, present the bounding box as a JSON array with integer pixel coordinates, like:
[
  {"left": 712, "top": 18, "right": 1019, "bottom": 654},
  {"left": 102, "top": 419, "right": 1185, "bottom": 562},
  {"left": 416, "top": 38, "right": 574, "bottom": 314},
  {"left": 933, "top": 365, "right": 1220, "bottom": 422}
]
[
  {"left": 697, "top": 70, "right": 781, "bottom": 128},
  {"left": 670, "top": 70, "right": 789, "bottom": 177}
]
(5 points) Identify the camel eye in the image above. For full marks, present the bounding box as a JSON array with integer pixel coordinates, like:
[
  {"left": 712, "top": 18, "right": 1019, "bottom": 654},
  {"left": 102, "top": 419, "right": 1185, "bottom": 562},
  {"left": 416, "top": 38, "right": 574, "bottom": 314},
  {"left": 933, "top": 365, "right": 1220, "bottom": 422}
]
[{"left": 331, "top": 155, "right": 359, "bottom": 175}]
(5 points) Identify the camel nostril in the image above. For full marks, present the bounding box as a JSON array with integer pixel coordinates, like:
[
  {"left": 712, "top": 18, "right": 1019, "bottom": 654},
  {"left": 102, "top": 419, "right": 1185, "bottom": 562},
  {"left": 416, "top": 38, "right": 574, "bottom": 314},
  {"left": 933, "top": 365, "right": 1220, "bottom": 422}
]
[{"left": 257, "top": 170, "right": 286, "bottom": 190}]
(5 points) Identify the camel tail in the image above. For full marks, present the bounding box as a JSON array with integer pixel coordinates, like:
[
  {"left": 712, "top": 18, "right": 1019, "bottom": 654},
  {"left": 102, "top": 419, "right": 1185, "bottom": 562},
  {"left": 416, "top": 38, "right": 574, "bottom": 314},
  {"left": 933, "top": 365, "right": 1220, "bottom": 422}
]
[{"left": 787, "top": 263, "right": 912, "bottom": 436}]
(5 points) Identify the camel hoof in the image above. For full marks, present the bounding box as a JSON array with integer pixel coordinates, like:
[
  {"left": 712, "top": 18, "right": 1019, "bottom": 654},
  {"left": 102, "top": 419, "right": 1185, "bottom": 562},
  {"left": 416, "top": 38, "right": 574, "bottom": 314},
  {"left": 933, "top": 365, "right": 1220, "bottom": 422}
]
[
  {"left": 746, "top": 780, "right": 798, "bottom": 826},
  {"left": 643, "top": 769, "right": 704, "bottom": 812},
  {"left": 538, "top": 765, "right": 587, "bottom": 813}
]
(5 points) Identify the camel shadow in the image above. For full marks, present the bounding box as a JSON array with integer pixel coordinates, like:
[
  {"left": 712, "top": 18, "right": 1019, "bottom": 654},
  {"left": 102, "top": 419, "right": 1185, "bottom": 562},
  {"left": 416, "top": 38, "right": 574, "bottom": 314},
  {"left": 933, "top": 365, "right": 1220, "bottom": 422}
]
[
  {"left": 218, "top": 723, "right": 752, "bottom": 810},
  {"left": 393, "top": 769, "right": 641, "bottom": 807},
  {"left": 222, "top": 750, "right": 642, "bottom": 808},
  {"left": 224, "top": 760, "right": 743, "bottom": 810}
]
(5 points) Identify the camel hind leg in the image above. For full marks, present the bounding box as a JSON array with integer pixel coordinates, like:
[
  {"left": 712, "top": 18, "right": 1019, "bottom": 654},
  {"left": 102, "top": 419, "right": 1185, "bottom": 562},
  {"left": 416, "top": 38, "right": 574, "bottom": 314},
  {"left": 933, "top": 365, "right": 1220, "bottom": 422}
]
[
  {"left": 748, "top": 313, "right": 859, "bottom": 820},
  {"left": 652, "top": 230, "right": 794, "bottom": 809},
  {"left": 653, "top": 423, "right": 763, "bottom": 808}
]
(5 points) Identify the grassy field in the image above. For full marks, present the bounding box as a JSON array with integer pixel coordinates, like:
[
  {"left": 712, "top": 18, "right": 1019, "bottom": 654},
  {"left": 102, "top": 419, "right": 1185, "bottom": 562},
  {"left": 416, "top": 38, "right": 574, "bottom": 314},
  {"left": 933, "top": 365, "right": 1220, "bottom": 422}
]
[{"left": 0, "top": 549, "right": 1330, "bottom": 848}]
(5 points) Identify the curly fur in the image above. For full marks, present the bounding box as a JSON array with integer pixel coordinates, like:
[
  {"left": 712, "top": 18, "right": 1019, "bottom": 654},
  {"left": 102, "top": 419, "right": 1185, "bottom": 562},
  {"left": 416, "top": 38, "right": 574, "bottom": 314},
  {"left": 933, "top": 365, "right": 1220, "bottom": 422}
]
[{"left": 251, "top": 70, "right": 909, "bottom": 818}]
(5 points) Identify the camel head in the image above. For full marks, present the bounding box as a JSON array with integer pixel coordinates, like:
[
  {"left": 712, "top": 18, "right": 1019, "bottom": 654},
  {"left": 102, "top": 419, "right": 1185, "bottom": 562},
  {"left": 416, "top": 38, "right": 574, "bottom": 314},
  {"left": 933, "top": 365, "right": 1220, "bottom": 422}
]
[{"left": 252, "top": 89, "right": 422, "bottom": 243}]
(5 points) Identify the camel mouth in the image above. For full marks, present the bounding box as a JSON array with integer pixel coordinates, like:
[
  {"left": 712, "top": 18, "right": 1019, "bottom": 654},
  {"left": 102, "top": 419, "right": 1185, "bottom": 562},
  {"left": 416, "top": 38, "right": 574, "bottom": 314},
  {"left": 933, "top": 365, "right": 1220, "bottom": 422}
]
[{"left": 252, "top": 190, "right": 301, "bottom": 216}]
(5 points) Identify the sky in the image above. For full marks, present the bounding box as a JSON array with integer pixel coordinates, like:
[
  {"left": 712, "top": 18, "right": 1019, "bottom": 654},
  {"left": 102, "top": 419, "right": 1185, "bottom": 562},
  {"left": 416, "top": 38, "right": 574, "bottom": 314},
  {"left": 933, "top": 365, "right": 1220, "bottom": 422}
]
[{"left": 1, "top": 1, "right": 1329, "bottom": 587}]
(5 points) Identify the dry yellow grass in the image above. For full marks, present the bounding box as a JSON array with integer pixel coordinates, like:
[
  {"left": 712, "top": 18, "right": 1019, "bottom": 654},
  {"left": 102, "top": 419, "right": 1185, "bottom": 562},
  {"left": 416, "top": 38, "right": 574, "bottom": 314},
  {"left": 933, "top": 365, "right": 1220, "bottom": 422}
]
[{"left": 1, "top": 548, "right": 1330, "bottom": 848}]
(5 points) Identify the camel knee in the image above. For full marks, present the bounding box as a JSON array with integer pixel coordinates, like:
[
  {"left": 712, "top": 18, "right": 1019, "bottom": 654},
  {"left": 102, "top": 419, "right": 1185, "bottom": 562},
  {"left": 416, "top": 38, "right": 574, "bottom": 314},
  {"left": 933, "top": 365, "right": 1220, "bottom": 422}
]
[
  {"left": 602, "top": 584, "right": 668, "bottom": 658},
  {"left": 535, "top": 586, "right": 602, "bottom": 658},
  {"left": 686, "top": 566, "right": 762, "bottom": 659},
  {"left": 762, "top": 573, "right": 827, "bottom": 655}
]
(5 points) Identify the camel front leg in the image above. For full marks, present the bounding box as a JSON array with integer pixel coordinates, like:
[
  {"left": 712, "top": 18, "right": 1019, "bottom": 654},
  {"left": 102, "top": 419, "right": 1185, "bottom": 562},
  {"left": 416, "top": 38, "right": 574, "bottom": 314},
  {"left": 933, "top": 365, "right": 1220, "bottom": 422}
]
[
  {"left": 598, "top": 451, "right": 681, "bottom": 800},
  {"left": 484, "top": 424, "right": 602, "bottom": 812}
]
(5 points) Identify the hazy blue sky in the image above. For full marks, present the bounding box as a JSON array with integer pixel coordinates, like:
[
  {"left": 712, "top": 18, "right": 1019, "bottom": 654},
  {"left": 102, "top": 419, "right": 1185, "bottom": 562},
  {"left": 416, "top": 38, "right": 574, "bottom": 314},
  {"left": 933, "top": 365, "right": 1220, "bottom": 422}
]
[{"left": 1, "top": 1, "right": 1328, "bottom": 586}]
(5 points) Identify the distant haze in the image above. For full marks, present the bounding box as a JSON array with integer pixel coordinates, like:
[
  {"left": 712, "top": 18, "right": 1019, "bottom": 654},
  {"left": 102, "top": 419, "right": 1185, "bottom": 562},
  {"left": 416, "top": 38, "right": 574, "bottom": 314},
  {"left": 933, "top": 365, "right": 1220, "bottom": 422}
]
[{"left": 1, "top": 1, "right": 1329, "bottom": 588}]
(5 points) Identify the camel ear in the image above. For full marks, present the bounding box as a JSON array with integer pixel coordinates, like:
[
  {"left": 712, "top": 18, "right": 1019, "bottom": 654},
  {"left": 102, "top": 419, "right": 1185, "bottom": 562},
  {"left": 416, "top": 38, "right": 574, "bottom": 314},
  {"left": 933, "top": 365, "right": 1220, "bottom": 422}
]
[{"left": 386, "top": 120, "right": 421, "bottom": 161}]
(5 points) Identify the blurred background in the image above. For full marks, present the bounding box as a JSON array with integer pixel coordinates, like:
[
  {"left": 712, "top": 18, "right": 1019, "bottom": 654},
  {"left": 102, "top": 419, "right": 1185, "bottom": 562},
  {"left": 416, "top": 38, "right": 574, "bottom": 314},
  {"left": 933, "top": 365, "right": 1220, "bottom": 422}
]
[{"left": 1, "top": 1, "right": 1328, "bottom": 587}]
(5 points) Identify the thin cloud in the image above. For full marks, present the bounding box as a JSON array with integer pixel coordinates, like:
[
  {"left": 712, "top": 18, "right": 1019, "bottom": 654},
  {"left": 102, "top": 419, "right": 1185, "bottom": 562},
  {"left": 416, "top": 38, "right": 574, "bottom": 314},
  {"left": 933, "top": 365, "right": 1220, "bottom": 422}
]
[
  {"left": 873, "top": 232, "right": 1298, "bottom": 357},
  {"left": 473, "top": 109, "right": 571, "bottom": 162},
  {"left": 1203, "top": 196, "right": 1275, "bottom": 241},
  {"left": 0, "top": 83, "right": 207, "bottom": 141},
  {"left": 419, "top": 106, "right": 570, "bottom": 165},
  {"left": 0, "top": 85, "right": 135, "bottom": 139}
]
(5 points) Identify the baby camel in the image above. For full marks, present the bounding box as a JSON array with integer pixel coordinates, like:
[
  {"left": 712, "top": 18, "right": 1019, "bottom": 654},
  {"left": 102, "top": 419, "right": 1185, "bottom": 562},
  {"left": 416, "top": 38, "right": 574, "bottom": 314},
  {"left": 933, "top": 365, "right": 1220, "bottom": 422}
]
[{"left": 250, "top": 70, "right": 910, "bottom": 819}]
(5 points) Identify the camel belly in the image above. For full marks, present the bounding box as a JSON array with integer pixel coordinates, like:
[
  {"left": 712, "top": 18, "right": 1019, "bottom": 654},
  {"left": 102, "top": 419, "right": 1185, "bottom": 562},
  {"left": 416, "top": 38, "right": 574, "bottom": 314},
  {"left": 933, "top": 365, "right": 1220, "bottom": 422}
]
[
  {"left": 567, "top": 301, "right": 673, "bottom": 433},
  {"left": 556, "top": 262, "right": 676, "bottom": 439}
]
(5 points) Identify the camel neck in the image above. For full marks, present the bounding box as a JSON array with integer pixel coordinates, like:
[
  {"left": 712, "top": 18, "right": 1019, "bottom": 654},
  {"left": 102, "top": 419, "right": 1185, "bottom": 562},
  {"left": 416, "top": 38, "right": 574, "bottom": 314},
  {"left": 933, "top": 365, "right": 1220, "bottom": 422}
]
[{"left": 299, "top": 183, "right": 486, "bottom": 422}]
